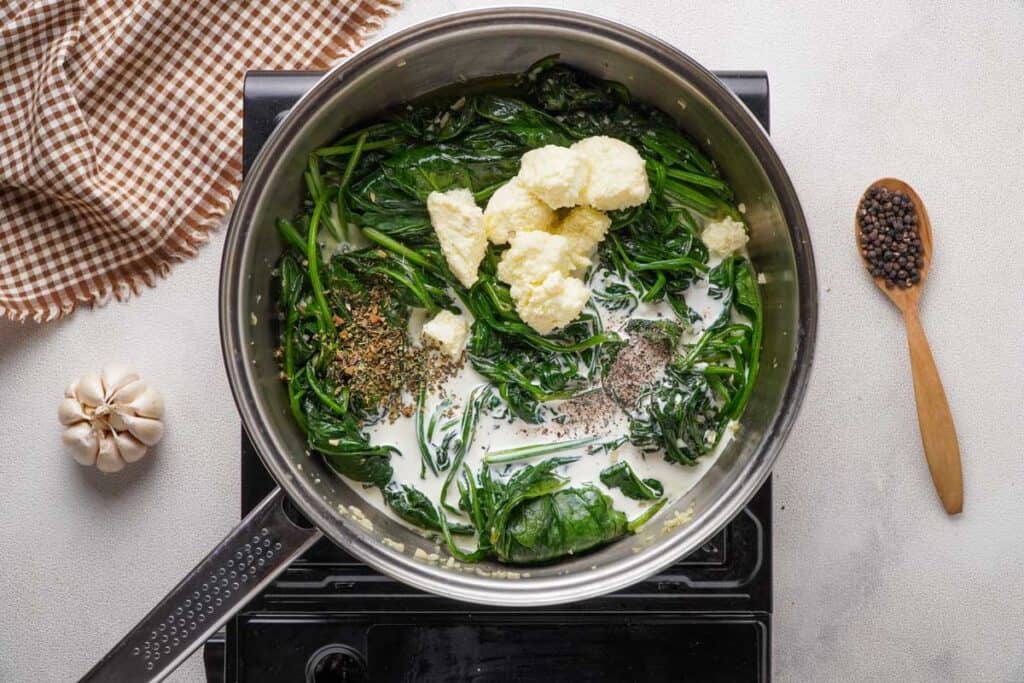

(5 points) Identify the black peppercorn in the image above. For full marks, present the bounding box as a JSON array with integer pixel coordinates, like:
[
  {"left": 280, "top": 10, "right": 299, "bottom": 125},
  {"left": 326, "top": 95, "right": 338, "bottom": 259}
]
[{"left": 858, "top": 188, "right": 924, "bottom": 287}]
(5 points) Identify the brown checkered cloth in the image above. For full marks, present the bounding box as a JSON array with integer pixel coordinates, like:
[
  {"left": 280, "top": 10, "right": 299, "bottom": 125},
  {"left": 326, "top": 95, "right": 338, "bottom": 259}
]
[{"left": 0, "top": 0, "right": 400, "bottom": 321}]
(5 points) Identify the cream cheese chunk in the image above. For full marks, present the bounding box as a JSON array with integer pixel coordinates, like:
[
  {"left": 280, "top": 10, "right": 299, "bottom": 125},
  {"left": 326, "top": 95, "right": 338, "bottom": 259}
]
[
  {"left": 427, "top": 188, "right": 486, "bottom": 288},
  {"left": 496, "top": 230, "right": 579, "bottom": 288},
  {"left": 512, "top": 271, "right": 590, "bottom": 335},
  {"left": 431, "top": 135, "right": 649, "bottom": 337},
  {"left": 421, "top": 310, "right": 469, "bottom": 357},
  {"left": 552, "top": 206, "right": 612, "bottom": 267},
  {"left": 483, "top": 178, "right": 557, "bottom": 245},
  {"left": 516, "top": 145, "right": 589, "bottom": 209},
  {"left": 497, "top": 230, "right": 594, "bottom": 335},
  {"left": 701, "top": 216, "right": 749, "bottom": 256},
  {"left": 571, "top": 136, "right": 651, "bottom": 211}
]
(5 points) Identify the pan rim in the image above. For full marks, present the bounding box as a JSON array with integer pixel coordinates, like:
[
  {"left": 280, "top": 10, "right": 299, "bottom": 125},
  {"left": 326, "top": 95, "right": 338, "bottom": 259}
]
[{"left": 219, "top": 6, "right": 817, "bottom": 606}]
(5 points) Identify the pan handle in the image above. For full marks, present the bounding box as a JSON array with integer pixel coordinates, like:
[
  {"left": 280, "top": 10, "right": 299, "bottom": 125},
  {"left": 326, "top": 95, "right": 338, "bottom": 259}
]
[{"left": 79, "top": 487, "right": 323, "bottom": 682}]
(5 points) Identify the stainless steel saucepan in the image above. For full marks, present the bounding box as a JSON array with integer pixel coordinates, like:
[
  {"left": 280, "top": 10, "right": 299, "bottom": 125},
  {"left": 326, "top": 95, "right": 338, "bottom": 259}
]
[{"left": 82, "top": 8, "right": 816, "bottom": 681}]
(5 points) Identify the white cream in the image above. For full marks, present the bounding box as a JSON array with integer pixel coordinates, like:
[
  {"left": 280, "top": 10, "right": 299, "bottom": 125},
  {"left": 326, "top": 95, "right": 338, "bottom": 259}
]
[{"left": 347, "top": 253, "right": 743, "bottom": 535}]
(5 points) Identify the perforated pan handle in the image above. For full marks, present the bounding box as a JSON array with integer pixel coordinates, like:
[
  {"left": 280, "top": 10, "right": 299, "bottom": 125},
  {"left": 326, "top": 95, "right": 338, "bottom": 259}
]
[{"left": 78, "top": 488, "right": 322, "bottom": 682}]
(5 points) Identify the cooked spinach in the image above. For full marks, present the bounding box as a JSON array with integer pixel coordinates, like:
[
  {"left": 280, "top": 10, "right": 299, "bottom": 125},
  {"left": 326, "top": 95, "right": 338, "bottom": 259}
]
[
  {"left": 383, "top": 482, "right": 474, "bottom": 536},
  {"left": 628, "top": 256, "right": 762, "bottom": 465},
  {"left": 624, "top": 318, "right": 685, "bottom": 350},
  {"left": 599, "top": 461, "right": 664, "bottom": 500},
  {"left": 483, "top": 436, "right": 600, "bottom": 465},
  {"left": 435, "top": 456, "right": 667, "bottom": 564},
  {"left": 274, "top": 55, "right": 761, "bottom": 566},
  {"left": 497, "top": 485, "right": 628, "bottom": 563},
  {"left": 307, "top": 400, "right": 395, "bottom": 488}
]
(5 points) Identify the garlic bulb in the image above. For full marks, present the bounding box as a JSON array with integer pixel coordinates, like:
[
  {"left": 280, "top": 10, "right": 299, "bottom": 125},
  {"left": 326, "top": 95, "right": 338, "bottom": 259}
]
[{"left": 59, "top": 363, "right": 165, "bottom": 472}]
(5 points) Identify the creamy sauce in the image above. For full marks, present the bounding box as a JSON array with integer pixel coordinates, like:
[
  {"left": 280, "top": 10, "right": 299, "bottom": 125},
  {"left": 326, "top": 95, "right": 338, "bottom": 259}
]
[{"left": 344, "top": 255, "right": 743, "bottom": 536}]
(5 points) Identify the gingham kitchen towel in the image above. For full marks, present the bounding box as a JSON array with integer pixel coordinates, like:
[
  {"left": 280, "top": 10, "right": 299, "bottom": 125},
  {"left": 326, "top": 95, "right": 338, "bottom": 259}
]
[{"left": 0, "top": 0, "right": 400, "bottom": 322}]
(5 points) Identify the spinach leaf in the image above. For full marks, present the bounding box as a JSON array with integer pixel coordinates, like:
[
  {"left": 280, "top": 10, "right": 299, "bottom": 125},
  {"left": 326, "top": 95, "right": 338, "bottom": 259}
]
[
  {"left": 441, "top": 457, "right": 575, "bottom": 561},
  {"left": 306, "top": 401, "right": 394, "bottom": 488},
  {"left": 380, "top": 145, "right": 519, "bottom": 198},
  {"left": 383, "top": 482, "right": 474, "bottom": 535},
  {"left": 393, "top": 95, "right": 477, "bottom": 142},
  {"left": 439, "top": 456, "right": 665, "bottom": 565},
  {"left": 624, "top": 318, "right": 684, "bottom": 350},
  {"left": 466, "top": 320, "right": 586, "bottom": 423},
  {"left": 523, "top": 62, "right": 624, "bottom": 113},
  {"left": 627, "top": 256, "right": 762, "bottom": 463},
  {"left": 462, "top": 268, "right": 621, "bottom": 423},
  {"left": 439, "top": 385, "right": 489, "bottom": 512},
  {"left": 278, "top": 255, "right": 317, "bottom": 431},
  {"left": 591, "top": 281, "right": 638, "bottom": 314},
  {"left": 730, "top": 259, "right": 763, "bottom": 416},
  {"left": 603, "top": 203, "right": 708, "bottom": 316},
  {"left": 733, "top": 258, "right": 762, "bottom": 322},
  {"left": 414, "top": 386, "right": 440, "bottom": 478},
  {"left": 321, "top": 448, "right": 394, "bottom": 490},
  {"left": 339, "top": 247, "right": 454, "bottom": 314},
  {"left": 706, "top": 256, "right": 739, "bottom": 330},
  {"left": 628, "top": 372, "right": 719, "bottom": 466},
  {"left": 495, "top": 484, "right": 628, "bottom": 564},
  {"left": 474, "top": 95, "right": 573, "bottom": 147},
  {"left": 599, "top": 462, "right": 664, "bottom": 500}
]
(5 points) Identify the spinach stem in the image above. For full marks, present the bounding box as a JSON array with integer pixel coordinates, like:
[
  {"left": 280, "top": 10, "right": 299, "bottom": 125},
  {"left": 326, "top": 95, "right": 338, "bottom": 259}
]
[
  {"left": 627, "top": 498, "right": 668, "bottom": 532},
  {"left": 276, "top": 218, "right": 306, "bottom": 252},
  {"left": 438, "top": 506, "right": 487, "bottom": 563},
  {"left": 306, "top": 364, "right": 349, "bottom": 416},
  {"left": 304, "top": 170, "right": 319, "bottom": 203},
  {"left": 314, "top": 138, "right": 399, "bottom": 157},
  {"left": 374, "top": 265, "right": 440, "bottom": 313},
  {"left": 415, "top": 386, "right": 439, "bottom": 478},
  {"left": 329, "top": 132, "right": 368, "bottom": 242},
  {"left": 484, "top": 437, "right": 598, "bottom": 464},
  {"left": 339, "top": 132, "right": 367, "bottom": 191},
  {"left": 609, "top": 233, "right": 708, "bottom": 274},
  {"left": 307, "top": 155, "right": 323, "bottom": 196},
  {"left": 461, "top": 464, "right": 485, "bottom": 531},
  {"left": 664, "top": 168, "right": 728, "bottom": 191},
  {"left": 440, "top": 386, "right": 486, "bottom": 512},
  {"left": 361, "top": 227, "right": 435, "bottom": 270},
  {"left": 305, "top": 197, "right": 334, "bottom": 327},
  {"left": 336, "top": 122, "right": 395, "bottom": 144},
  {"left": 283, "top": 316, "right": 307, "bottom": 432},
  {"left": 336, "top": 189, "right": 349, "bottom": 242}
]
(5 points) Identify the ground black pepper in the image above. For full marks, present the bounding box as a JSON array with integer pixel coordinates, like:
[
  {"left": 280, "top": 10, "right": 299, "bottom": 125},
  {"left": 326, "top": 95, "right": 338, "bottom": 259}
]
[
  {"left": 604, "top": 334, "right": 673, "bottom": 409},
  {"left": 553, "top": 328, "right": 673, "bottom": 440},
  {"left": 858, "top": 187, "right": 924, "bottom": 289}
]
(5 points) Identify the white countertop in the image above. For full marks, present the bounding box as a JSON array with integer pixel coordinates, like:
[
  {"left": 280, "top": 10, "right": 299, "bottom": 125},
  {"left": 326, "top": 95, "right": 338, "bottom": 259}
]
[{"left": 2, "top": 1, "right": 1023, "bottom": 681}]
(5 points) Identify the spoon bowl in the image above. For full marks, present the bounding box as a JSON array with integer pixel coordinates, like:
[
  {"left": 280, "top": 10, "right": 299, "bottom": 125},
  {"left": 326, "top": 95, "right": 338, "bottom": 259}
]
[
  {"left": 857, "top": 177, "right": 933, "bottom": 307},
  {"left": 856, "top": 177, "right": 963, "bottom": 515}
]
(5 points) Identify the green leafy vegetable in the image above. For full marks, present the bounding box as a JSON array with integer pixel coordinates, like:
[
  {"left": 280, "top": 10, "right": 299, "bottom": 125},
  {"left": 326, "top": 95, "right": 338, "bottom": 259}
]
[
  {"left": 496, "top": 485, "right": 628, "bottom": 563},
  {"left": 273, "top": 55, "right": 762, "bottom": 566},
  {"left": 628, "top": 256, "right": 762, "bottom": 465},
  {"left": 599, "top": 461, "right": 664, "bottom": 500},
  {"left": 483, "top": 436, "right": 599, "bottom": 465},
  {"left": 624, "top": 318, "right": 685, "bottom": 350},
  {"left": 436, "top": 456, "right": 666, "bottom": 565},
  {"left": 383, "top": 482, "right": 474, "bottom": 535}
]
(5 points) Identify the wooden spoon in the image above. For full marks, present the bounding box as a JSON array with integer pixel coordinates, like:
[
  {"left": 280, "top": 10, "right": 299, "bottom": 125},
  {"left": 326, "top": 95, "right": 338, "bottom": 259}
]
[{"left": 857, "top": 178, "right": 963, "bottom": 515}]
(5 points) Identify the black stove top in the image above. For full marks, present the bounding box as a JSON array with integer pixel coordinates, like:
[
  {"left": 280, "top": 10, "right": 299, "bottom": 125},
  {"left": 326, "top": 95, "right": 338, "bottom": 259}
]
[{"left": 205, "top": 70, "right": 774, "bottom": 683}]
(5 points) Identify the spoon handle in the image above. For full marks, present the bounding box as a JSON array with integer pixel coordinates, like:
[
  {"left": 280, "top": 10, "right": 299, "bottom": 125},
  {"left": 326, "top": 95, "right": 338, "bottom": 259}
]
[{"left": 902, "top": 307, "right": 963, "bottom": 514}]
